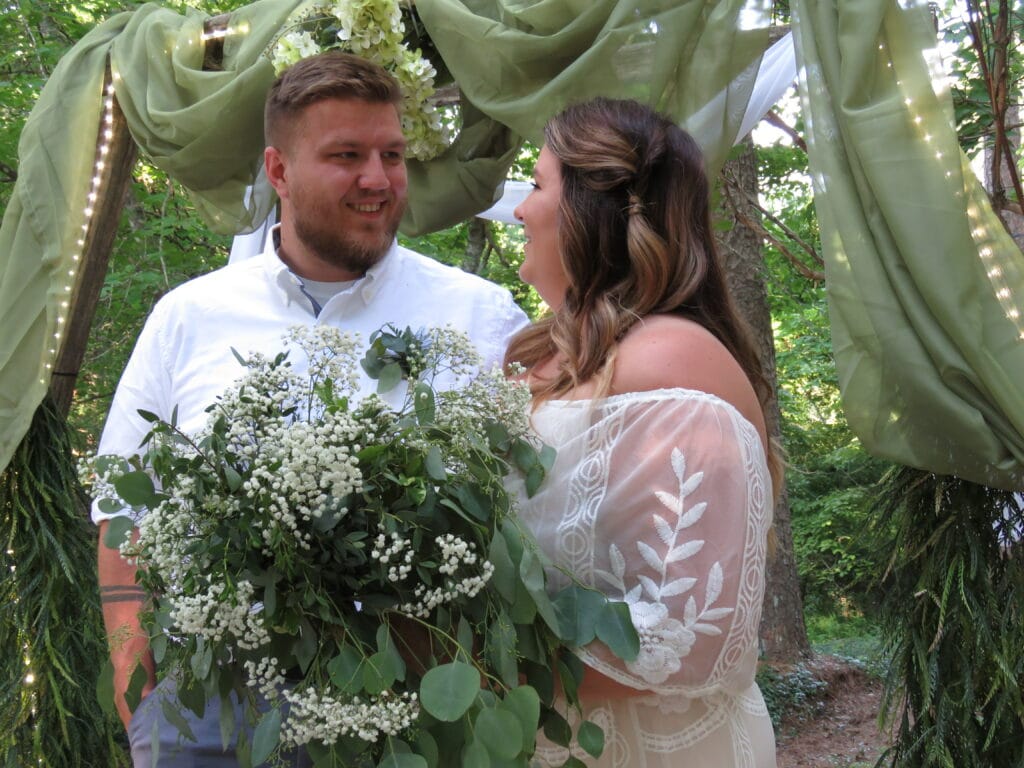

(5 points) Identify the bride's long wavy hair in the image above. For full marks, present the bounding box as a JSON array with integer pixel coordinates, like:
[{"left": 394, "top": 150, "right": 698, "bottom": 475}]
[{"left": 505, "top": 97, "right": 783, "bottom": 490}]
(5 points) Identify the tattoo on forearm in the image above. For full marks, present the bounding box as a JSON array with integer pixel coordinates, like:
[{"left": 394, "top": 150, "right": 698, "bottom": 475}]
[{"left": 100, "top": 585, "right": 145, "bottom": 604}]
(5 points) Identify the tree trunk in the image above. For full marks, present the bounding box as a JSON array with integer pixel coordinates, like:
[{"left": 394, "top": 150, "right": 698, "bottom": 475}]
[{"left": 717, "top": 137, "right": 811, "bottom": 661}]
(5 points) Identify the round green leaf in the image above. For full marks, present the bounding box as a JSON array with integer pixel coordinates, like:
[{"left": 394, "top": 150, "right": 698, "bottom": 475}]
[
  {"left": 420, "top": 662, "right": 480, "bottom": 721},
  {"left": 113, "top": 470, "right": 157, "bottom": 507},
  {"left": 102, "top": 515, "right": 135, "bottom": 549},
  {"left": 497, "top": 686, "right": 540, "bottom": 754},
  {"left": 378, "top": 753, "right": 427, "bottom": 768},
  {"left": 475, "top": 708, "right": 522, "bottom": 760},
  {"left": 460, "top": 741, "right": 488, "bottom": 768}
]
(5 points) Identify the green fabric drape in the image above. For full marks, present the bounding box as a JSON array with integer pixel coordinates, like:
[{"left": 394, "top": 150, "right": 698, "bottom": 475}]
[
  {"left": 415, "top": 0, "right": 772, "bottom": 178},
  {"left": 792, "top": 0, "right": 1024, "bottom": 489}
]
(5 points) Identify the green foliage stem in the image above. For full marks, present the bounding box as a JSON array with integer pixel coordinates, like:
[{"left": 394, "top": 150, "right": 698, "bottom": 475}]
[
  {"left": 876, "top": 467, "right": 1024, "bottom": 768},
  {"left": 0, "top": 396, "right": 126, "bottom": 765}
]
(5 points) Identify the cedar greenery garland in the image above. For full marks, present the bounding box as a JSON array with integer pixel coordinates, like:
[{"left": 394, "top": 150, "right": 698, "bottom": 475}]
[
  {"left": 876, "top": 467, "right": 1024, "bottom": 768},
  {"left": 0, "top": 396, "right": 126, "bottom": 766}
]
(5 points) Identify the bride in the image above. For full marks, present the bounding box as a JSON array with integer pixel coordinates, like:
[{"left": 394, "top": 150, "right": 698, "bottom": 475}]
[{"left": 507, "top": 97, "right": 781, "bottom": 768}]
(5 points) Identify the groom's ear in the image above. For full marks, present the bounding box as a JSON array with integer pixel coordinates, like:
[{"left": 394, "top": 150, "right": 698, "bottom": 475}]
[{"left": 264, "top": 146, "right": 289, "bottom": 199}]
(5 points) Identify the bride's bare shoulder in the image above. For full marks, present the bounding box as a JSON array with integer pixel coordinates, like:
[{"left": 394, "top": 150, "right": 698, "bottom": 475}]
[{"left": 611, "top": 315, "right": 767, "bottom": 439}]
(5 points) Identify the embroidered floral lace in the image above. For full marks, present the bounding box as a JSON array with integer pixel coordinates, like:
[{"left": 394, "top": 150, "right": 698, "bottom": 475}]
[{"left": 514, "top": 389, "right": 777, "bottom": 768}]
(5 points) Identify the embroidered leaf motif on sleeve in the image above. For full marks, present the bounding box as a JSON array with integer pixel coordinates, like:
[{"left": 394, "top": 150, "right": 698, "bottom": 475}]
[{"left": 604, "top": 447, "right": 735, "bottom": 684}]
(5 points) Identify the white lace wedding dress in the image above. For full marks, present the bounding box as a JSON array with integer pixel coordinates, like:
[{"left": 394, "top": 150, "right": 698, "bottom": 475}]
[{"left": 514, "top": 389, "right": 777, "bottom": 768}]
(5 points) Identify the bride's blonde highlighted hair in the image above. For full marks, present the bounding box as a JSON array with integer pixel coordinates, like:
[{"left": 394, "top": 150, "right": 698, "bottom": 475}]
[{"left": 505, "top": 98, "right": 783, "bottom": 491}]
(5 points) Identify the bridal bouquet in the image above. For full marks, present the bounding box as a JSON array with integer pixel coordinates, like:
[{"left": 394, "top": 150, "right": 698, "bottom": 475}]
[{"left": 87, "top": 324, "right": 638, "bottom": 768}]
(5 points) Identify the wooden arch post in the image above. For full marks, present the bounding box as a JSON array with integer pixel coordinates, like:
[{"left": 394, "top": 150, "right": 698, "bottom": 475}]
[{"left": 47, "top": 14, "right": 232, "bottom": 416}]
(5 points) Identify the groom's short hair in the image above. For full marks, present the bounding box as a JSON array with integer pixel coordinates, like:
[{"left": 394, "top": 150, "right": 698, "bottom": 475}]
[{"left": 264, "top": 51, "right": 403, "bottom": 150}]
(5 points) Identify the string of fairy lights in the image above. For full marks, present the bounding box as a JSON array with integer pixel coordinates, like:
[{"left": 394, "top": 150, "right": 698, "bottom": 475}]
[
  {"left": 878, "top": 37, "right": 1024, "bottom": 343},
  {"left": 38, "top": 74, "right": 120, "bottom": 389}
]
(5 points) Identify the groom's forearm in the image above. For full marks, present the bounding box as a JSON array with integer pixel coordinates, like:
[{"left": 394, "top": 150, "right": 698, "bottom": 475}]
[{"left": 98, "top": 520, "right": 155, "bottom": 729}]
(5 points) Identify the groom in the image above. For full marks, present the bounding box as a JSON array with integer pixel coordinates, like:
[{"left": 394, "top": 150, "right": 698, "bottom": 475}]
[{"left": 93, "top": 51, "right": 527, "bottom": 765}]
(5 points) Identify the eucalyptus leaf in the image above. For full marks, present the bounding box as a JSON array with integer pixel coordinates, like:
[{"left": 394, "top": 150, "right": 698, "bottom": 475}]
[
  {"left": 456, "top": 616, "right": 474, "bottom": 659},
  {"left": 219, "top": 693, "right": 235, "bottom": 751},
  {"left": 552, "top": 585, "right": 606, "bottom": 647},
  {"left": 161, "top": 698, "right": 198, "bottom": 743},
  {"left": 475, "top": 708, "right": 523, "bottom": 760},
  {"left": 113, "top": 470, "right": 157, "bottom": 507},
  {"left": 151, "top": 632, "right": 168, "bottom": 665},
  {"left": 456, "top": 739, "right": 485, "bottom": 768},
  {"left": 378, "top": 362, "right": 404, "bottom": 393},
  {"left": 420, "top": 662, "right": 480, "bottom": 721},
  {"left": 328, "top": 645, "right": 365, "bottom": 695},
  {"left": 485, "top": 615, "right": 519, "bottom": 688},
  {"left": 223, "top": 465, "right": 243, "bottom": 492},
  {"left": 497, "top": 686, "right": 540, "bottom": 753},
  {"left": 595, "top": 601, "right": 640, "bottom": 661},
  {"left": 556, "top": 658, "right": 580, "bottom": 704},
  {"left": 520, "top": 548, "right": 559, "bottom": 632},
  {"left": 251, "top": 708, "right": 282, "bottom": 765},
  {"left": 295, "top": 618, "right": 318, "bottom": 673},
  {"left": 425, "top": 445, "right": 447, "bottom": 481},
  {"left": 136, "top": 408, "right": 162, "bottom": 423},
  {"left": 524, "top": 465, "right": 545, "bottom": 497},
  {"left": 487, "top": 532, "right": 516, "bottom": 602},
  {"left": 95, "top": 658, "right": 115, "bottom": 718},
  {"left": 123, "top": 663, "right": 148, "bottom": 716},
  {"left": 413, "top": 383, "right": 436, "bottom": 424},
  {"left": 577, "top": 720, "right": 605, "bottom": 758},
  {"left": 190, "top": 638, "right": 213, "bottom": 680},
  {"left": 542, "top": 708, "right": 571, "bottom": 747},
  {"left": 415, "top": 730, "right": 439, "bottom": 768},
  {"left": 102, "top": 515, "right": 135, "bottom": 549},
  {"left": 378, "top": 753, "right": 427, "bottom": 768}
]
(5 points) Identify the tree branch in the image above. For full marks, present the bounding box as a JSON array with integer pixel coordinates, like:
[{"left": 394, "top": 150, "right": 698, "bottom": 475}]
[
  {"left": 720, "top": 173, "right": 825, "bottom": 283},
  {"left": 763, "top": 110, "right": 807, "bottom": 153},
  {"left": 0, "top": 160, "right": 17, "bottom": 183}
]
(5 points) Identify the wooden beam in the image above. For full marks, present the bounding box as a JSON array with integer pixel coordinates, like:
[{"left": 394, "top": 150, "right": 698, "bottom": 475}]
[
  {"left": 48, "top": 16, "right": 232, "bottom": 416},
  {"left": 49, "top": 66, "right": 136, "bottom": 417}
]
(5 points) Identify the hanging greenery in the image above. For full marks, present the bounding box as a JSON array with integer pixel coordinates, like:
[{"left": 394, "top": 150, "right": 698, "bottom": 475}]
[
  {"left": 0, "top": 396, "right": 126, "bottom": 766},
  {"left": 876, "top": 467, "right": 1024, "bottom": 767}
]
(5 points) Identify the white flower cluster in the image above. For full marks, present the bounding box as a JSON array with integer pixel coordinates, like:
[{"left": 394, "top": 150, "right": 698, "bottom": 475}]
[
  {"left": 286, "top": 324, "right": 361, "bottom": 402},
  {"left": 434, "top": 364, "right": 533, "bottom": 458},
  {"left": 269, "top": 0, "right": 447, "bottom": 160},
  {"left": 242, "top": 411, "right": 365, "bottom": 551},
  {"left": 170, "top": 580, "right": 269, "bottom": 650},
  {"left": 77, "top": 456, "right": 131, "bottom": 515},
  {"left": 131, "top": 475, "right": 211, "bottom": 584},
  {"left": 371, "top": 528, "right": 414, "bottom": 583},
  {"left": 399, "top": 535, "right": 494, "bottom": 618},
  {"left": 280, "top": 688, "right": 419, "bottom": 747},
  {"left": 244, "top": 656, "right": 287, "bottom": 700},
  {"left": 413, "top": 325, "right": 481, "bottom": 384}
]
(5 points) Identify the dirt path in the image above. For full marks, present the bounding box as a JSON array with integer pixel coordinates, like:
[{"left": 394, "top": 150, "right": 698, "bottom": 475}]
[{"left": 775, "top": 657, "right": 891, "bottom": 768}]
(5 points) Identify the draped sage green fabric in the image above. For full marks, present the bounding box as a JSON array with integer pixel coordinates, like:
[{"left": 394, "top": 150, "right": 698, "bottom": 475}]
[
  {"left": 415, "top": 0, "right": 772, "bottom": 178},
  {"left": 792, "top": 0, "right": 1024, "bottom": 489}
]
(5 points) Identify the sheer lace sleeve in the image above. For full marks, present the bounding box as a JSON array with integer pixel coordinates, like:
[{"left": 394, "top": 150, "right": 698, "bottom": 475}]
[{"left": 521, "top": 390, "right": 772, "bottom": 698}]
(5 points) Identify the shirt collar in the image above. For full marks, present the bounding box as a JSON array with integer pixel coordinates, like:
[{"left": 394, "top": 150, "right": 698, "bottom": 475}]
[{"left": 261, "top": 224, "right": 400, "bottom": 309}]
